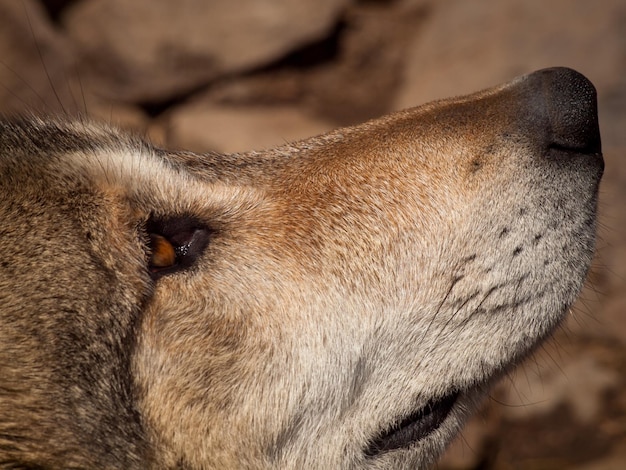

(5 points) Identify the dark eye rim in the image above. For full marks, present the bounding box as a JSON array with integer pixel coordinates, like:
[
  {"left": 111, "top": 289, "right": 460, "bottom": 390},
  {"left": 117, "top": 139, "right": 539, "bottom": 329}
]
[{"left": 146, "top": 215, "right": 212, "bottom": 279}]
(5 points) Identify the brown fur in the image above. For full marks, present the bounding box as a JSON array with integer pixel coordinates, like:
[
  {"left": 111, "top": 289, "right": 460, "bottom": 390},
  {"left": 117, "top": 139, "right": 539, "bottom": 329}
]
[{"left": 0, "top": 68, "right": 603, "bottom": 468}]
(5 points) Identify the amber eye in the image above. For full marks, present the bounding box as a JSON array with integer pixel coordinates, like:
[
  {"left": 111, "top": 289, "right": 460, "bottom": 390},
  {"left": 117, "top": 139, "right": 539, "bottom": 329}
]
[
  {"left": 149, "top": 234, "right": 177, "bottom": 269},
  {"left": 146, "top": 216, "right": 212, "bottom": 279}
]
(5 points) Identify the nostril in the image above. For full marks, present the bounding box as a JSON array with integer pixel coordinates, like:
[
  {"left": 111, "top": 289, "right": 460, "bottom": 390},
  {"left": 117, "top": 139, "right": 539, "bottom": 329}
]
[{"left": 547, "top": 139, "right": 601, "bottom": 156}]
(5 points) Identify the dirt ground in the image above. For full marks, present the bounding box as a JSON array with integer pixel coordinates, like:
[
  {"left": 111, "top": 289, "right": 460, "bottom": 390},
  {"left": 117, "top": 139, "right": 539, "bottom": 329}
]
[{"left": 1, "top": 0, "right": 625, "bottom": 468}]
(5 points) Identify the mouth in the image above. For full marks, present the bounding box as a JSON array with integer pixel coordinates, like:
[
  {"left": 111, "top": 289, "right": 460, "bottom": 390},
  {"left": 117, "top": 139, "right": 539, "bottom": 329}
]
[{"left": 364, "top": 390, "right": 459, "bottom": 457}]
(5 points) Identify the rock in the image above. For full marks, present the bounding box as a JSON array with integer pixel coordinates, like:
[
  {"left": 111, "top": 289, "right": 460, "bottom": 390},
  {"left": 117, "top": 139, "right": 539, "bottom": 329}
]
[
  {"left": 84, "top": 96, "right": 150, "bottom": 134},
  {"left": 203, "top": 1, "right": 425, "bottom": 126},
  {"left": 0, "top": 0, "right": 150, "bottom": 131},
  {"left": 438, "top": 406, "right": 496, "bottom": 469},
  {"left": 395, "top": 0, "right": 626, "bottom": 110},
  {"left": 62, "top": 0, "right": 351, "bottom": 103},
  {"left": 567, "top": 147, "right": 626, "bottom": 344},
  {"left": 0, "top": 0, "right": 76, "bottom": 115},
  {"left": 500, "top": 352, "right": 618, "bottom": 423},
  {"left": 573, "top": 444, "right": 626, "bottom": 470},
  {"left": 163, "top": 103, "right": 333, "bottom": 154}
]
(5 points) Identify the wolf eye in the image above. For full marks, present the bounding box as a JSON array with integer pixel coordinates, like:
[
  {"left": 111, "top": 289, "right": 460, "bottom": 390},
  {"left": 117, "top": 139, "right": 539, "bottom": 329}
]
[{"left": 146, "top": 216, "right": 211, "bottom": 279}]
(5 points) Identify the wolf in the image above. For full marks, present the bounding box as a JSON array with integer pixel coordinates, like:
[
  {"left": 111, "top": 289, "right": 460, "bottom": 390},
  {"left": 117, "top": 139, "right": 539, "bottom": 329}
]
[{"left": 0, "top": 67, "right": 603, "bottom": 469}]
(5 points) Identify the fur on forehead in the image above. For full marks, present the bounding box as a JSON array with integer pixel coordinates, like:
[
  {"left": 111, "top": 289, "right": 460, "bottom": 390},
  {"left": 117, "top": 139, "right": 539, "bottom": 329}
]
[{"left": 0, "top": 116, "right": 264, "bottom": 217}]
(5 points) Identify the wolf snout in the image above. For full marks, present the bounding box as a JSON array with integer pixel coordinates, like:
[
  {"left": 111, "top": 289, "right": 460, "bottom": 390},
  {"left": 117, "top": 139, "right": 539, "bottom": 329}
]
[{"left": 525, "top": 67, "right": 602, "bottom": 158}]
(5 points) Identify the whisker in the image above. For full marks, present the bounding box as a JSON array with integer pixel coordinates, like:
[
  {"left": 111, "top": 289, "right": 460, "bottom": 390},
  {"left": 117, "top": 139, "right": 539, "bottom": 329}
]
[{"left": 23, "top": 1, "right": 67, "bottom": 115}]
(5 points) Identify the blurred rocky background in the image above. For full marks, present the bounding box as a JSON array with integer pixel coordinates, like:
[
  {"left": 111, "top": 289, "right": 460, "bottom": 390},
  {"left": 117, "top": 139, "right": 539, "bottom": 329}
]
[{"left": 0, "top": 0, "right": 624, "bottom": 468}]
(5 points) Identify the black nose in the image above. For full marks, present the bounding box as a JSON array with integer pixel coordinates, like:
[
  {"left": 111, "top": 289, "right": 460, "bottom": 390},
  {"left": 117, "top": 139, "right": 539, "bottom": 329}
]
[{"left": 526, "top": 67, "right": 602, "bottom": 155}]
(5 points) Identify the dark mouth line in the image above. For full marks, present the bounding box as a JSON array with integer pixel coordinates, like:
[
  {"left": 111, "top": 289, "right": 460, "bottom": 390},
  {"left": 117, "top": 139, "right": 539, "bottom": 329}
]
[{"left": 364, "top": 391, "right": 459, "bottom": 458}]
